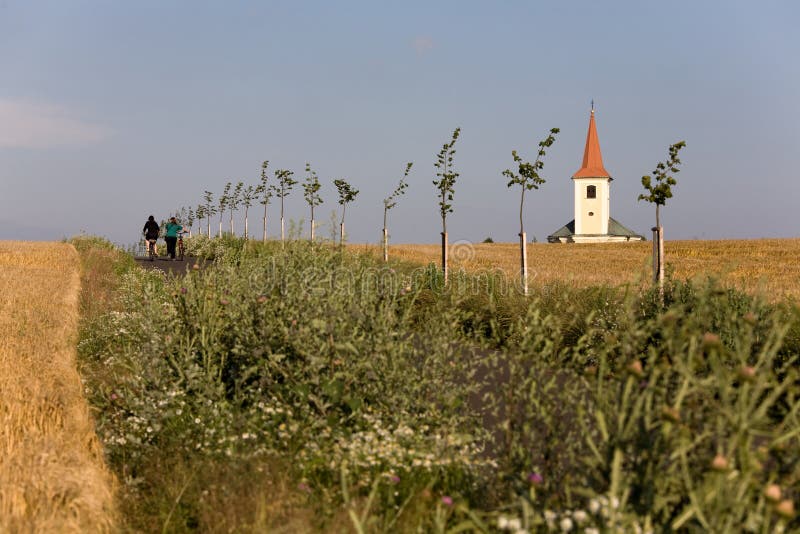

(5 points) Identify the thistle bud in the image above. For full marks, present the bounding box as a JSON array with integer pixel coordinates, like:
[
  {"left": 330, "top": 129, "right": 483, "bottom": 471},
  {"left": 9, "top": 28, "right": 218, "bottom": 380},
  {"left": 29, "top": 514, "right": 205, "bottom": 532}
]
[
  {"left": 764, "top": 484, "right": 782, "bottom": 503},
  {"left": 702, "top": 332, "right": 721, "bottom": 350},
  {"left": 626, "top": 360, "right": 644, "bottom": 378},
  {"left": 775, "top": 499, "right": 795, "bottom": 519},
  {"left": 584, "top": 365, "right": 598, "bottom": 377},
  {"left": 738, "top": 365, "right": 756, "bottom": 383},
  {"left": 661, "top": 406, "right": 681, "bottom": 423},
  {"left": 743, "top": 312, "right": 757, "bottom": 325},
  {"left": 710, "top": 454, "right": 729, "bottom": 472}
]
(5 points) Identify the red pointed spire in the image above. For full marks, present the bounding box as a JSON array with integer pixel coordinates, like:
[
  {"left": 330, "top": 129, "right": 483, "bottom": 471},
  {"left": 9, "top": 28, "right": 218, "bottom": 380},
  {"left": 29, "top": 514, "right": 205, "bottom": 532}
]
[{"left": 572, "top": 106, "right": 611, "bottom": 179}]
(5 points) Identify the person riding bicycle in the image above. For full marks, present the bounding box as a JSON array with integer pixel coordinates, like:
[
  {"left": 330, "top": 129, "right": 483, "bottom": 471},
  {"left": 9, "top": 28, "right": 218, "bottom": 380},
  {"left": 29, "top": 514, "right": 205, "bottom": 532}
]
[
  {"left": 164, "top": 216, "right": 184, "bottom": 260},
  {"left": 142, "top": 215, "right": 160, "bottom": 260}
]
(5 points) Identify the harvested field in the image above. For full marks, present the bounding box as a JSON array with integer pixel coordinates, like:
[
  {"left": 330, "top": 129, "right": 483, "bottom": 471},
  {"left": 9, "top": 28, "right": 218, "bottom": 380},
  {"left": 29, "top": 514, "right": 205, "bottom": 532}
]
[
  {"left": 0, "top": 242, "right": 115, "bottom": 532},
  {"left": 353, "top": 238, "right": 800, "bottom": 301}
]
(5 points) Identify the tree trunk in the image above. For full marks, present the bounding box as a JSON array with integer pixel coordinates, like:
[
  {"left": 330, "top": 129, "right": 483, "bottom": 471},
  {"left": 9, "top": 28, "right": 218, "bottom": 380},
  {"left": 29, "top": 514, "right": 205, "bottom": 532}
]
[
  {"left": 340, "top": 223, "right": 345, "bottom": 248},
  {"left": 658, "top": 225, "right": 665, "bottom": 298},
  {"left": 519, "top": 231, "right": 528, "bottom": 296},
  {"left": 263, "top": 204, "right": 268, "bottom": 241},
  {"left": 281, "top": 217, "right": 285, "bottom": 245},
  {"left": 310, "top": 219, "right": 315, "bottom": 242},
  {"left": 441, "top": 232, "right": 448, "bottom": 286},
  {"left": 382, "top": 208, "right": 389, "bottom": 263},
  {"left": 651, "top": 227, "right": 659, "bottom": 284},
  {"left": 652, "top": 226, "right": 665, "bottom": 301}
]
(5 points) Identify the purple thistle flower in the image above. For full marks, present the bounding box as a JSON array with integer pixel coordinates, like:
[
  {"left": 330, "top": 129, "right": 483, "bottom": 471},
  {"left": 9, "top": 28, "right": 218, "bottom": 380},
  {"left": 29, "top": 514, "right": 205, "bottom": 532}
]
[
  {"left": 441, "top": 496, "right": 453, "bottom": 506},
  {"left": 528, "top": 472, "right": 543, "bottom": 485}
]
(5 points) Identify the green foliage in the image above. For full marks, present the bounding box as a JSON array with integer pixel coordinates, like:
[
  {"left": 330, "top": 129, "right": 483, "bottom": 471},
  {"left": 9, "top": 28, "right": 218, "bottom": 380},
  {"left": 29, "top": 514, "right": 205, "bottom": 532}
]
[
  {"left": 274, "top": 168, "right": 297, "bottom": 200},
  {"left": 639, "top": 141, "right": 687, "bottom": 210},
  {"left": 384, "top": 162, "right": 413, "bottom": 213},
  {"left": 302, "top": 163, "right": 323, "bottom": 207},
  {"left": 75, "top": 238, "right": 800, "bottom": 532},
  {"left": 258, "top": 160, "right": 271, "bottom": 206},
  {"left": 433, "top": 128, "right": 461, "bottom": 231},
  {"left": 502, "top": 127, "right": 559, "bottom": 242},
  {"left": 333, "top": 178, "right": 359, "bottom": 207},
  {"left": 502, "top": 128, "right": 560, "bottom": 192}
]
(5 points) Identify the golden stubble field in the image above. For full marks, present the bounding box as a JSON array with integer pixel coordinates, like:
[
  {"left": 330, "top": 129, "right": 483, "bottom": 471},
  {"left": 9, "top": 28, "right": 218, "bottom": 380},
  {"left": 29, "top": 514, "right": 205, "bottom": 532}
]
[
  {"left": 0, "top": 242, "right": 115, "bottom": 532},
  {"left": 353, "top": 238, "right": 800, "bottom": 302}
]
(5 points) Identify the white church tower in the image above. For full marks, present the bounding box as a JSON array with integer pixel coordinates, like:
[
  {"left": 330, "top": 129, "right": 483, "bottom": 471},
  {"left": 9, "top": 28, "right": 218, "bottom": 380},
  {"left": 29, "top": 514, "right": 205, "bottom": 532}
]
[{"left": 548, "top": 105, "right": 644, "bottom": 243}]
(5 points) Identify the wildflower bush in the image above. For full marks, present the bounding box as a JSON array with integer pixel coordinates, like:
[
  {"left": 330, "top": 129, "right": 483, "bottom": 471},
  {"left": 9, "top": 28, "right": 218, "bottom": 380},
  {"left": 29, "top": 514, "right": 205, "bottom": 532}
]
[{"left": 75, "top": 236, "right": 800, "bottom": 532}]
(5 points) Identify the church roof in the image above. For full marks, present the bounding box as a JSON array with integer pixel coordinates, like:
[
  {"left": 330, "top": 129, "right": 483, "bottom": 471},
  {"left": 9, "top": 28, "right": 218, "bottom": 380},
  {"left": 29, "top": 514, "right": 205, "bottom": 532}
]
[
  {"left": 572, "top": 108, "right": 611, "bottom": 179},
  {"left": 547, "top": 217, "right": 645, "bottom": 241}
]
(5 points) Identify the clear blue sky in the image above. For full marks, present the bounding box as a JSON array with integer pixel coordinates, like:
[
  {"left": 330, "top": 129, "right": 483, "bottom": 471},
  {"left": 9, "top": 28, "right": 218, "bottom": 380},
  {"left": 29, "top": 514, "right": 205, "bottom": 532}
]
[{"left": 2, "top": 1, "right": 798, "bottom": 245}]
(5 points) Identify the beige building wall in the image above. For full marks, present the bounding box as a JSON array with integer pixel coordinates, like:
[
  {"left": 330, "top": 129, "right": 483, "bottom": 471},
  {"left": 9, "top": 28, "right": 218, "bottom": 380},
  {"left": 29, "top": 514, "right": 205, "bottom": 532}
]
[{"left": 573, "top": 178, "right": 609, "bottom": 235}]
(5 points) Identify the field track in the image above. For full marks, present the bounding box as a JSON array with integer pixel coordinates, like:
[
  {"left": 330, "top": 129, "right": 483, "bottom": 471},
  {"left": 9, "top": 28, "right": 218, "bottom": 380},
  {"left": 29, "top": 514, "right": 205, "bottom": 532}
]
[
  {"left": 354, "top": 238, "right": 800, "bottom": 302},
  {"left": 0, "top": 242, "right": 115, "bottom": 532}
]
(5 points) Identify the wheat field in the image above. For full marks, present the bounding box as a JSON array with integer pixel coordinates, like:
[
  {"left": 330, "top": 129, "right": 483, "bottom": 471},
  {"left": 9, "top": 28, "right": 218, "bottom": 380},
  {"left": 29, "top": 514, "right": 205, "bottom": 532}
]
[
  {"left": 0, "top": 242, "right": 115, "bottom": 532},
  {"left": 353, "top": 238, "right": 800, "bottom": 302}
]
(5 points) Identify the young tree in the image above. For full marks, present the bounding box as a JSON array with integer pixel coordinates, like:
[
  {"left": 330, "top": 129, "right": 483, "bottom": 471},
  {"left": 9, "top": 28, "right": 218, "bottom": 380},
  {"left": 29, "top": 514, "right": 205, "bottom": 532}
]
[
  {"left": 229, "top": 181, "right": 243, "bottom": 236},
  {"left": 433, "top": 127, "right": 461, "bottom": 285},
  {"left": 241, "top": 184, "right": 257, "bottom": 239},
  {"left": 502, "top": 127, "right": 559, "bottom": 296},
  {"left": 638, "top": 140, "right": 687, "bottom": 292},
  {"left": 333, "top": 178, "right": 359, "bottom": 247},
  {"left": 382, "top": 162, "right": 412, "bottom": 262},
  {"left": 275, "top": 169, "right": 297, "bottom": 244},
  {"left": 259, "top": 160, "right": 273, "bottom": 241},
  {"left": 195, "top": 203, "right": 206, "bottom": 236},
  {"left": 203, "top": 190, "right": 216, "bottom": 238},
  {"left": 186, "top": 207, "right": 195, "bottom": 238},
  {"left": 218, "top": 182, "right": 231, "bottom": 237},
  {"left": 302, "top": 163, "right": 323, "bottom": 242}
]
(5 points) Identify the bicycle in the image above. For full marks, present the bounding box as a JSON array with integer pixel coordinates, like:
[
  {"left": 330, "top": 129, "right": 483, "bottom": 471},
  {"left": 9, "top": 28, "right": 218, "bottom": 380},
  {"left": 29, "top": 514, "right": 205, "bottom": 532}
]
[
  {"left": 177, "top": 231, "right": 187, "bottom": 261},
  {"left": 145, "top": 236, "right": 157, "bottom": 261}
]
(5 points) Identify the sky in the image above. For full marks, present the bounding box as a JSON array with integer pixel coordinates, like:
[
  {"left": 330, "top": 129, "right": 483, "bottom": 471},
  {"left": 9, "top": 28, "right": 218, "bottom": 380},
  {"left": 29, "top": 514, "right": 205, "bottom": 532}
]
[{"left": 1, "top": 1, "right": 799, "bottom": 246}]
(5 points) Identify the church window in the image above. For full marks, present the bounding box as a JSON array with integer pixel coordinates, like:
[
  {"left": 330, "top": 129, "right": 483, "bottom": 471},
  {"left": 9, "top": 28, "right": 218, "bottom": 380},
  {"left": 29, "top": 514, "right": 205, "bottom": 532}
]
[{"left": 586, "top": 185, "right": 596, "bottom": 199}]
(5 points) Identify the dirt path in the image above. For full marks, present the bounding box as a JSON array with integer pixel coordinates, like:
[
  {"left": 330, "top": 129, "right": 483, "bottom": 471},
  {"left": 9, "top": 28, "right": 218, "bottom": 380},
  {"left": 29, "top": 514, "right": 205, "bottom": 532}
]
[
  {"left": 134, "top": 255, "right": 200, "bottom": 275},
  {"left": 0, "top": 242, "right": 115, "bottom": 532}
]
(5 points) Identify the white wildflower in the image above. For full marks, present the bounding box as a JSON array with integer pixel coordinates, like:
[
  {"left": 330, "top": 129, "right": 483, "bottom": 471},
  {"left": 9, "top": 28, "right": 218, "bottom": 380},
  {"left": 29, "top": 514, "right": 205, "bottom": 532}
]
[
  {"left": 610, "top": 496, "right": 620, "bottom": 510},
  {"left": 573, "top": 510, "right": 587, "bottom": 523},
  {"left": 585, "top": 529, "right": 599, "bottom": 534},
  {"left": 507, "top": 517, "right": 521, "bottom": 531},
  {"left": 559, "top": 517, "right": 573, "bottom": 531},
  {"left": 497, "top": 516, "right": 508, "bottom": 529}
]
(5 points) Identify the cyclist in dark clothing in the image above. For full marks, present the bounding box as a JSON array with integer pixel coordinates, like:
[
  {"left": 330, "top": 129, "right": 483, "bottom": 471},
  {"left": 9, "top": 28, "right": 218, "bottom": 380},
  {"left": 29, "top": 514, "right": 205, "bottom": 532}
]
[{"left": 142, "top": 215, "right": 160, "bottom": 260}]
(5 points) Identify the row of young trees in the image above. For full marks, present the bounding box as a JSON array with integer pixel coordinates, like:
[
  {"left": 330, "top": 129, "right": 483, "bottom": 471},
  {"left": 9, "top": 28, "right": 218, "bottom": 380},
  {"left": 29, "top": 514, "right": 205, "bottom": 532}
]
[
  {"left": 171, "top": 159, "right": 412, "bottom": 257},
  {"left": 169, "top": 130, "right": 685, "bottom": 295}
]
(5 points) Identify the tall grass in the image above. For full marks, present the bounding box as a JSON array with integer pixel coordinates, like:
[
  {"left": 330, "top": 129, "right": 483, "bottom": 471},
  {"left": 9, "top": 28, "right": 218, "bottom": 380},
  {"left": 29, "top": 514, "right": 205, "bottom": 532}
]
[
  {"left": 76, "top": 236, "right": 800, "bottom": 532},
  {"left": 0, "top": 240, "right": 116, "bottom": 532}
]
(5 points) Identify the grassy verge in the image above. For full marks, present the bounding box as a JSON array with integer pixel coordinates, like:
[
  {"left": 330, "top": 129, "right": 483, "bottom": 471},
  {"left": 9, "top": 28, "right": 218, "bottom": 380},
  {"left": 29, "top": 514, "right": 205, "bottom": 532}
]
[{"left": 76, "top": 235, "right": 800, "bottom": 532}]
